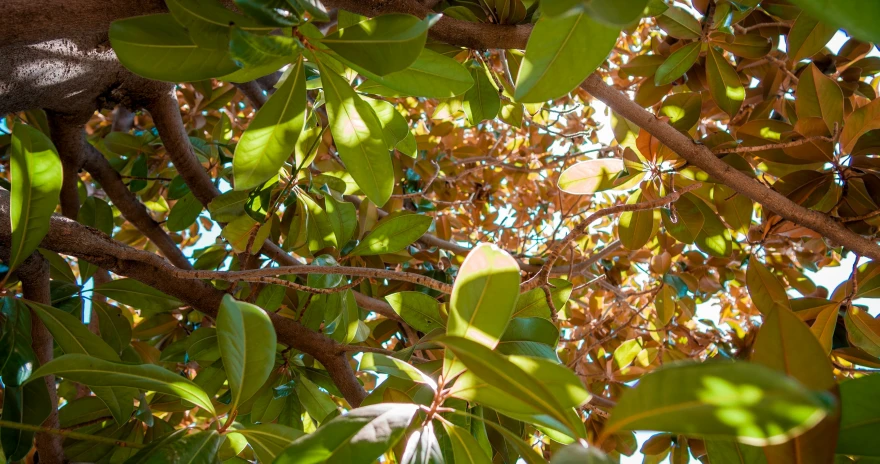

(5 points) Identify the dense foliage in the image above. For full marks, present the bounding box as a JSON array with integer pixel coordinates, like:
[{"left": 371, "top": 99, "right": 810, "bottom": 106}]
[{"left": 1, "top": 0, "right": 880, "bottom": 462}]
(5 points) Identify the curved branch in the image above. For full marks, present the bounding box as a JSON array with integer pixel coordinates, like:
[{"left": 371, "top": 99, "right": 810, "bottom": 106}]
[
  {"left": 234, "top": 81, "right": 268, "bottom": 109},
  {"left": 0, "top": 190, "right": 367, "bottom": 407},
  {"left": 46, "top": 112, "right": 85, "bottom": 219}
]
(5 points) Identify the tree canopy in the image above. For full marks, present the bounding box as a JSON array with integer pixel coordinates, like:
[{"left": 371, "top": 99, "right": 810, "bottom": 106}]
[{"left": 1, "top": 0, "right": 880, "bottom": 462}]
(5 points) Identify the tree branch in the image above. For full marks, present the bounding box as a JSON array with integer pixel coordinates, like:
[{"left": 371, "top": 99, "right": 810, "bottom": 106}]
[
  {"left": 234, "top": 81, "right": 268, "bottom": 109},
  {"left": 0, "top": 190, "right": 367, "bottom": 407}
]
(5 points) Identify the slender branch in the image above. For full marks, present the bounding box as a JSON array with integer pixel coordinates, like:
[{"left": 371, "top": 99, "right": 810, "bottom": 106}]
[
  {"left": 523, "top": 184, "right": 702, "bottom": 291},
  {"left": 712, "top": 135, "right": 832, "bottom": 154},
  {"left": 0, "top": 420, "right": 145, "bottom": 449},
  {"left": 580, "top": 74, "right": 880, "bottom": 261}
]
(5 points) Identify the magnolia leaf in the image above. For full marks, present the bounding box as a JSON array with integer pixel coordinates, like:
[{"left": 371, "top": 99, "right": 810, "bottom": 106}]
[{"left": 350, "top": 213, "right": 432, "bottom": 256}]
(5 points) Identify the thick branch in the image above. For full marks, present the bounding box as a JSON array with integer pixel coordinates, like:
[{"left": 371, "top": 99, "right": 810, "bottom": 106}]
[
  {"left": 579, "top": 74, "right": 880, "bottom": 261},
  {"left": 46, "top": 112, "right": 85, "bottom": 219},
  {"left": 0, "top": 191, "right": 367, "bottom": 407},
  {"left": 234, "top": 81, "right": 268, "bottom": 109}
]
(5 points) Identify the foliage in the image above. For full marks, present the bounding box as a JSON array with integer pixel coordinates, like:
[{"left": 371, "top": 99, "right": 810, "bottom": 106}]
[{"left": 2, "top": 0, "right": 880, "bottom": 462}]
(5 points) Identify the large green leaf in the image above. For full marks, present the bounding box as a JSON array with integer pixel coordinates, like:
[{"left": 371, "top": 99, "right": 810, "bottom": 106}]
[
  {"left": 109, "top": 14, "right": 239, "bottom": 82},
  {"left": 321, "top": 14, "right": 436, "bottom": 76},
  {"left": 223, "top": 26, "right": 298, "bottom": 83},
  {"left": 166, "top": 0, "right": 271, "bottom": 49},
  {"left": 514, "top": 12, "right": 619, "bottom": 103},
  {"left": 463, "top": 61, "right": 501, "bottom": 125},
  {"left": 0, "top": 299, "right": 38, "bottom": 387},
  {"left": 8, "top": 124, "right": 63, "bottom": 274},
  {"left": 787, "top": 0, "right": 880, "bottom": 44},
  {"left": 706, "top": 46, "right": 745, "bottom": 117},
  {"left": 837, "top": 374, "right": 880, "bottom": 456},
  {"left": 384, "top": 291, "right": 445, "bottom": 333},
  {"left": 442, "top": 336, "right": 587, "bottom": 439},
  {"left": 166, "top": 192, "right": 203, "bottom": 232},
  {"left": 28, "top": 353, "right": 216, "bottom": 415},
  {"left": 217, "top": 294, "right": 277, "bottom": 414},
  {"left": 441, "top": 422, "right": 492, "bottom": 464},
  {"left": 796, "top": 64, "right": 843, "bottom": 133},
  {"left": 601, "top": 361, "right": 831, "bottom": 445},
  {"left": 447, "top": 243, "right": 520, "bottom": 348},
  {"left": 359, "top": 352, "right": 436, "bottom": 387},
  {"left": 234, "top": 56, "right": 306, "bottom": 191},
  {"left": 497, "top": 317, "right": 560, "bottom": 360},
  {"left": 350, "top": 213, "right": 432, "bottom": 256},
  {"left": 355, "top": 48, "right": 474, "bottom": 98},
  {"left": 655, "top": 42, "right": 701, "bottom": 86},
  {"left": 319, "top": 60, "right": 394, "bottom": 206},
  {"left": 512, "top": 278, "right": 573, "bottom": 319},
  {"left": 582, "top": 0, "right": 650, "bottom": 25},
  {"left": 274, "top": 403, "right": 418, "bottom": 464},
  {"left": 619, "top": 190, "right": 659, "bottom": 250},
  {"left": 236, "top": 424, "right": 304, "bottom": 463},
  {"left": 95, "top": 278, "right": 183, "bottom": 313}
]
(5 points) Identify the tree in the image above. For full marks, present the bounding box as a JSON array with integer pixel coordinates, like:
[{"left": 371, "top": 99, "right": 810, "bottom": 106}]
[{"left": 1, "top": 0, "right": 879, "bottom": 461}]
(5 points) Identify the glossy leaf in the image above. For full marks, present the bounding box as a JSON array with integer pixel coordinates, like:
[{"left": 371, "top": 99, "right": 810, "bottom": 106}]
[
  {"left": 321, "top": 14, "right": 436, "bottom": 76},
  {"left": 514, "top": 13, "right": 619, "bottom": 103},
  {"left": 95, "top": 278, "right": 183, "bottom": 313},
  {"left": 217, "top": 294, "right": 277, "bottom": 413},
  {"left": 9, "top": 124, "right": 63, "bottom": 274},
  {"left": 350, "top": 213, "right": 432, "bottom": 256},
  {"left": 844, "top": 306, "right": 880, "bottom": 357},
  {"left": 786, "top": 11, "right": 844, "bottom": 62},
  {"left": 441, "top": 422, "right": 492, "bottom": 464},
  {"left": 385, "top": 291, "right": 445, "bottom": 333},
  {"left": 557, "top": 159, "right": 625, "bottom": 194},
  {"left": 706, "top": 46, "right": 745, "bottom": 117},
  {"left": 126, "top": 430, "right": 222, "bottom": 464},
  {"left": 746, "top": 260, "right": 790, "bottom": 315},
  {"left": 619, "top": 190, "right": 659, "bottom": 250},
  {"left": 512, "top": 278, "right": 573, "bottom": 319},
  {"left": 462, "top": 61, "right": 501, "bottom": 125},
  {"left": 233, "top": 56, "right": 306, "bottom": 191},
  {"left": 28, "top": 353, "right": 216, "bottom": 415},
  {"left": 236, "top": 424, "right": 304, "bottom": 463},
  {"left": 796, "top": 64, "right": 843, "bottom": 133},
  {"left": 837, "top": 374, "right": 880, "bottom": 456},
  {"left": 273, "top": 403, "right": 418, "bottom": 464},
  {"left": 655, "top": 42, "right": 701, "bottom": 86},
  {"left": 841, "top": 98, "right": 880, "bottom": 155},
  {"left": 166, "top": 192, "right": 203, "bottom": 232},
  {"left": 319, "top": 60, "right": 394, "bottom": 206},
  {"left": 601, "top": 361, "right": 831, "bottom": 445},
  {"left": 355, "top": 48, "right": 474, "bottom": 98},
  {"left": 109, "top": 14, "right": 239, "bottom": 82}
]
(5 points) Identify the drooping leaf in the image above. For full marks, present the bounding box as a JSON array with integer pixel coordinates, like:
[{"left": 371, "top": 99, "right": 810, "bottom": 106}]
[
  {"left": 8, "top": 124, "right": 63, "bottom": 274},
  {"left": 746, "top": 260, "right": 790, "bottom": 315},
  {"left": 273, "top": 403, "right": 418, "bottom": 464},
  {"left": 318, "top": 60, "right": 394, "bottom": 206},
  {"left": 706, "top": 46, "right": 745, "bottom": 117},
  {"left": 0, "top": 381, "right": 51, "bottom": 461},
  {"left": 441, "top": 421, "right": 492, "bottom": 464},
  {"left": 844, "top": 306, "right": 880, "bottom": 357},
  {"left": 166, "top": 0, "right": 271, "bottom": 49},
  {"left": 462, "top": 61, "right": 501, "bottom": 125},
  {"left": 618, "top": 190, "right": 659, "bottom": 250},
  {"left": 514, "top": 13, "right": 619, "bottom": 103},
  {"left": 109, "top": 14, "right": 239, "bottom": 82},
  {"left": 350, "top": 213, "right": 432, "bottom": 256},
  {"left": 601, "top": 361, "right": 831, "bottom": 445},
  {"left": 321, "top": 14, "right": 437, "bottom": 76},
  {"left": 655, "top": 42, "right": 701, "bottom": 86},
  {"left": 27, "top": 353, "right": 216, "bottom": 415},
  {"left": 233, "top": 56, "right": 307, "bottom": 191},
  {"left": 217, "top": 294, "right": 278, "bottom": 414},
  {"left": 355, "top": 48, "right": 474, "bottom": 98},
  {"left": 656, "top": 7, "right": 701, "bottom": 40},
  {"left": 787, "top": 12, "right": 837, "bottom": 63}
]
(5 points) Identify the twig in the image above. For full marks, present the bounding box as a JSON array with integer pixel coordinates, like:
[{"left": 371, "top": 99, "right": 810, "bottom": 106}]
[
  {"left": 712, "top": 135, "right": 831, "bottom": 154},
  {"left": 0, "top": 419, "right": 145, "bottom": 449}
]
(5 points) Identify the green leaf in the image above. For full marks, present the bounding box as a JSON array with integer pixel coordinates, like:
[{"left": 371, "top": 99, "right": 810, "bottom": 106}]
[
  {"left": 274, "top": 403, "right": 418, "bottom": 464},
  {"left": 166, "top": 192, "right": 203, "bottom": 231},
  {"left": 222, "top": 26, "right": 298, "bottom": 82},
  {"left": 442, "top": 336, "right": 588, "bottom": 439},
  {"left": 601, "top": 361, "right": 831, "bottom": 445},
  {"left": 355, "top": 48, "right": 474, "bottom": 98},
  {"left": 787, "top": 0, "right": 880, "bottom": 44},
  {"left": 208, "top": 190, "right": 250, "bottom": 222},
  {"left": 837, "top": 374, "right": 880, "bottom": 456},
  {"left": 350, "top": 213, "right": 432, "bottom": 256},
  {"left": 618, "top": 190, "right": 659, "bottom": 250},
  {"left": 786, "top": 12, "right": 837, "bottom": 63},
  {"left": 166, "top": 0, "right": 270, "bottom": 49},
  {"left": 746, "top": 260, "right": 790, "bottom": 315},
  {"left": 384, "top": 291, "right": 445, "bottom": 333},
  {"left": 751, "top": 305, "right": 835, "bottom": 391},
  {"left": 656, "top": 7, "right": 702, "bottom": 40},
  {"left": 27, "top": 353, "right": 216, "bottom": 415},
  {"left": 497, "top": 317, "right": 560, "bottom": 360},
  {"left": 661, "top": 193, "right": 704, "bottom": 245},
  {"left": 841, "top": 98, "right": 880, "bottom": 155},
  {"left": 234, "top": 0, "right": 298, "bottom": 27},
  {"left": 38, "top": 248, "right": 77, "bottom": 284},
  {"left": 217, "top": 294, "right": 277, "bottom": 414},
  {"left": 318, "top": 60, "right": 394, "bottom": 206},
  {"left": 22, "top": 299, "right": 137, "bottom": 423},
  {"left": 551, "top": 444, "right": 614, "bottom": 463},
  {"left": 295, "top": 375, "right": 338, "bottom": 423},
  {"left": 359, "top": 352, "right": 436, "bottom": 387},
  {"left": 512, "top": 278, "right": 573, "bottom": 320},
  {"left": 127, "top": 430, "right": 222, "bottom": 464},
  {"left": 654, "top": 285, "right": 676, "bottom": 326},
  {"left": 514, "top": 13, "right": 619, "bottom": 103},
  {"left": 692, "top": 196, "right": 733, "bottom": 258},
  {"left": 321, "top": 14, "right": 437, "bottom": 76},
  {"left": 401, "top": 422, "right": 443, "bottom": 464},
  {"left": 325, "top": 194, "right": 357, "bottom": 247},
  {"left": 233, "top": 56, "right": 307, "bottom": 191},
  {"left": 298, "top": 191, "right": 337, "bottom": 252},
  {"left": 8, "top": 124, "right": 62, "bottom": 274},
  {"left": 705, "top": 440, "right": 768, "bottom": 464},
  {"left": 0, "top": 381, "right": 51, "bottom": 461},
  {"left": 236, "top": 424, "right": 304, "bottom": 463},
  {"left": 364, "top": 98, "right": 410, "bottom": 149},
  {"left": 447, "top": 243, "right": 520, "bottom": 348},
  {"left": 557, "top": 159, "right": 626, "bottom": 195},
  {"left": 441, "top": 422, "right": 492, "bottom": 464},
  {"left": 582, "top": 0, "right": 650, "bottom": 25},
  {"left": 463, "top": 61, "right": 501, "bottom": 125},
  {"left": 109, "top": 14, "right": 239, "bottom": 82},
  {"left": 221, "top": 214, "right": 273, "bottom": 254},
  {"left": 654, "top": 42, "right": 701, "bottom": 86},
  {"left": 95, "top": 278, "right": 183, "bottom": 313},
  {"left": 706, "top": 46, "right": 745, "bottom": 117},
  {"left": 714, "top": 33, "right": 772, "bottom": 59},
  {"left": 844, "top": 306, "right": 880, "bottom": 357}
]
